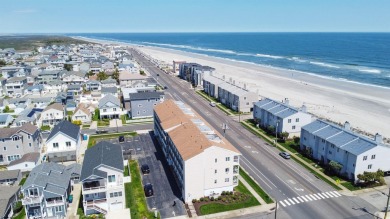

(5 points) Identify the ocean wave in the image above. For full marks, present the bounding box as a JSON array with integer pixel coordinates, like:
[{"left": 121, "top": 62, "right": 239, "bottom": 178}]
[
  {"left": 309, "top": 61, "right": 340, "bottom": 69},
  {"left": 358, "top": 68, "right": 382, "bottom": 74},
  {"left": 256, "top": 53, "right": 284, "bottom": 59},
  {"left": 140, "top": 41, "right": 238, "bottom": 55},
  {"left": 288, "top": 57, "right": 307, "bottom": 63}
]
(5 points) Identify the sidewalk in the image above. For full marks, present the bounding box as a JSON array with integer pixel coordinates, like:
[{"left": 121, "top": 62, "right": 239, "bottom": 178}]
[
  {"left": 77, "top": 136, "right": 89, "bottom": 164},
  {"left": 241, "top": 120, "right": 351, "bottom": 194},
  {"left": 90, "top": 121, "right": 97, "bottom": 129},
  {"left": 67, "top": 184, "right": 81, "bottom": 219},
  {"left": 239, "top": 175, "right": 267, "bottom": 205}
]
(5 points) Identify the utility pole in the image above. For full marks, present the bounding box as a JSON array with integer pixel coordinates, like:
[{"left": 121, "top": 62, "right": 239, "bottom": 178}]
[
  {"left": 385, "top": 188, "right": 390, "bottom": 219},
  {"left": 222, "top": 123, "right": 229, "bottom": 138},
  {"left": 274, "top": 199, "right": 277, "bottom": 219}
]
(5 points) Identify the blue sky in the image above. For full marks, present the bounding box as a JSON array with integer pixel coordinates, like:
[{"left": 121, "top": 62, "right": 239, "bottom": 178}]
[{"left": 1, "top": 0, "right": 389, "bottom": 33}]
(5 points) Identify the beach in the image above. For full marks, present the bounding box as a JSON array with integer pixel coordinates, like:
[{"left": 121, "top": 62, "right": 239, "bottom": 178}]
[{"left": 78, "top": 37, "right": 390, "bottom": 140}]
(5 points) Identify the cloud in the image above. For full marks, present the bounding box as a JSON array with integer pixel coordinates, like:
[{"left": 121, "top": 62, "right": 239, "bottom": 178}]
[{"left": 13, "top": 9, "right": 37, "bottom": 14}]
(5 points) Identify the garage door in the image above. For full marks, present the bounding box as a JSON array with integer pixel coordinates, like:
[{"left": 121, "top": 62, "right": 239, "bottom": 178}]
[{"left": 110, "top": 202, "right": 123, "bottom": 211}]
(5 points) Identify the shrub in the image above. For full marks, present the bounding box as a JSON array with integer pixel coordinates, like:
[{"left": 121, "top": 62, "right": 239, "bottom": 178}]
[
  {"left": 204, "top": 197, "right": 209, "bottom": 202},
  {"left": 192, "top": 199, "right": 197, "bottom": 203},
  {"left": 200, "top": 197, "right": 204, "bottom": 202},
  {"left": 217, "top": 196, "right": 222, "bottom": 201},
  {"left": 210, "top": 197, "right": 215, "bottom": 201},
  {"left": 221, "top": 197, "right": 227, "bottom": 202},
  {"left": 221, "top": 191, "right": 226, "bottom": 196},
  {"left": 229, "top": 191, "right": 233, "bottom": 195},
  {"left": 13, "top": 201, "right": 22, "bottom": 214}
]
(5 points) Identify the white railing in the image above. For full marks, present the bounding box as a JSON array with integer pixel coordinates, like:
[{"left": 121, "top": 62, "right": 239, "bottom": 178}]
[
  {"left": 46, "top": 199, "right": 64, "bottom": 207},
  {"left": 82, "top": 185, "right": 107, "bottom": 193},
  {"left": 22, "top": 195, "right": 43, "bottom": 205}
]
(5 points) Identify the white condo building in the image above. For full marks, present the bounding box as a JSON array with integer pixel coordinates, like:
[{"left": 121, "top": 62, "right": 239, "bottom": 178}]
[
  {"left": 154, "top": 100, "right": 241, "bottom": 202},
  {"left": 300, "top": 120, "right": 390, "bottom": 182}
]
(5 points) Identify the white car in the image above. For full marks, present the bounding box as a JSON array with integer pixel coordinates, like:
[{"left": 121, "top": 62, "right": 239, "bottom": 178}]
[{"left": 209, "top": 102, "right": 216, "bottom": 107}]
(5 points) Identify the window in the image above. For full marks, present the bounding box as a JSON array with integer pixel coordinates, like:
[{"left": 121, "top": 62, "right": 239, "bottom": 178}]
[
  {"left": 215, "top": 170, "right": 217, "bottom": 174},
  {"left": 8, "top": 155, "right": 20, "bottom": 162},
  {"left": 288, "top": 119, "right": 291, "bottom": 123},
  {"left": 28, "top": 135, "right": 31, "bottom": 139},
  {"left": 225, "top": 168, "right": 229, "bottom": 173},
  {"left": 371, "top": 155, "right": 376, "bottom": 159},
  {"left": 16, "top": 145, "right": 19, "bottom": 149},
  {"left": 3, "top": 147, "right": 7, "bottom": 151},
  {"left": 215, "top": 158, "right": 217, "bottom": 163},
  {"left": 292, "top": 125, "right": 296, "bottom": 130},
  {"left": 214, "top": 180, "right": 217, "bottom": 184},
  {"left": 322, "top": 139, "right": 325, "bottom": 143},
  {"left": 296, "top": 118, "right": 299, "bottom": 122},
  {"left": 0, "top": 155, "right": 3, "bottom": 162},
  {"left": 363, "top": 156, "right": 367, "bottom": 161},
  {"left": 113, "top": 108, "right": 117, "bottom": 111},
  {"left": 53, "top": 143, "right": 59, "bottom": 148},
  {"left": 108, "top": 175, "right": 116, "bottom": 183},
  {"left": 55, "top": 206, "right": 62, "bottom": 212},
  {"left": 368, "top": 164, "right": 372, "bottom": 169},
  {"left": 12, "top": 136, "right": 19, "bottom": 141},
  {"left": 66, "top": 142, "right": 71, "bottom": 147},
  {"left": 329, "top": 151, "right": 332, "bottom": 154},
  {"left": 337, "top": 148, "right": 339, "bottom": 152},
  {"left": 110, "top": 192, "right": 122, "bottom": 197},
  {"left": 225, "top": 157, "right": 230, "bottom": 161},
  {"left": 138, "top": 104, "right": 142, "bottom": 107},
  {"left": 29, "top": 143, "right": 32, "bottom": 147},
  {"left": 225, "top": 178, "right": 230, "bottom": 182},
  {"left": 103, "top": 109, "right": 107, "bottom": 112}
]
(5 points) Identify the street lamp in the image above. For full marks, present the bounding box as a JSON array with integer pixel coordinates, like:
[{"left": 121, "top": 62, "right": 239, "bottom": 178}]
[
  {"left": 385, "top": 188, "right": 390, "bottom": 219},
  {"left": 275, "top": 120, "right": 280, "bottom": 145}
]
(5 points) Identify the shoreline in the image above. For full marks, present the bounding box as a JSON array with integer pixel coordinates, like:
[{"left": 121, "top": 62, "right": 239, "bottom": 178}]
[{"left": 73, "top": 36, "right": 390, "bottom": 139}]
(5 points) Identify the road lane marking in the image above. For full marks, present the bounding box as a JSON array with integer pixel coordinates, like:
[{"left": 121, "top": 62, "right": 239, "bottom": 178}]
[
  {"left": 297, "top": 196, "right": 305, "bottom": 202},
  {"left": 317, "top": 193, "right": 325, "bottom": 199},
  {"left": 241, "top": 158, "right": 275, "bottom": 190},
  {"left": 284, "top": 199, "right": 291, "bottom": 206},
  {"left": 325, "top": 192, "right": 334, "bottom": 198},
  {"left": 292, "top": 197, "right": 300, "bottom": 203},
  {"left": 300, "top": 196, "right": 308, "bottom": 202},
  {"left": 313, "top": 194, "right": 322, "bottom": 199},
  {"left": 321, "top": 192, "right": 329, "bottom": 198},
  {"left": 304, "top": 195, "right": 313, "bottom": 201},
  {"left": 288, "top": 199, "right": 295, "bottom": 205},
  {"left": 279, "top": 201, "right": 286, "bottom": 207},
  {"left": 334, "top": 191, "right": 342, "bottom": 196},
  {"left": 329, "top": 191, "right": 341, "bottom": 197},
  {"left": 309, "top": 194, "right": 317, "bottom": 200}
]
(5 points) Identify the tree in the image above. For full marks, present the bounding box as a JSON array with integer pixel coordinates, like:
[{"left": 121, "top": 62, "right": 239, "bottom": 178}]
[
  {"left": 93, "top": 109, "right": 100, "bottom": 121},
  {"left": 3, "top": 106, "right": 10, "bottom": 113},
  {"left": 328, "top": 160, "right": 343, "bottom": 175},
  {"left": 64, "top": 64, "right": 72, "bottom": 71},
  {"left": 86, "top": 71, "right": 94, "bottom": 77},
  {"left": 0, "top": 59, "right": 6, "bottom": 67},
  {"left": 293, "top": 136, "right": 300, "bottom": 144},
  {"left": 112, "top": 68, "right": 120, "bottom": 82},
  {"left": 139, "top": 70, "right": 146, "bottom": 76},
  {"left": 280, "top": 132, "right": 289, "bottom": 140},
  {"left": 97, "top": 71, "right": 108, "bottom": 81}
]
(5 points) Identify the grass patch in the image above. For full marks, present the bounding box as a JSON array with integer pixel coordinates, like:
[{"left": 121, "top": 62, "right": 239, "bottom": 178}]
[
  {"left": 196, "top": 90, "right": 239, "bottom": 115},
  {"left": 18, "top": 178, "right": 26, "bottom": 186},
  {"left": 126, "top": 160, "right": 158, "bottom": 219},
  {"left": 124, "top": 164, "right": 130, "bottom": 177},
  {"left": 87, "top": 132, "right": 137, "bottom": 148},
  {"left": 12, "top": 208, "right": 25, "bottom": 219},
  {"left": 40, "top": 125, "right": 51, "bottom": 131},
  {"left": 121, "top": 114, "right": 128, "bottom": 124},
  {"left": 82, "top": 124, "right": 90, "bottom": 129},
  {"left": 239, "top": 168, "right": 273, "bottom": 204},
  {"left": 97, "top": 120, "right": 109, "bottom": 127},
  {"left": 199, "top": 181, "right": 259, "bottom": 215},
  {"left": 67, "top": 111, "right": 73, "bottom": 116}
]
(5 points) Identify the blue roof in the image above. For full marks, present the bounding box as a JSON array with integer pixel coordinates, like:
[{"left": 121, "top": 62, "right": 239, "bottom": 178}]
[
  {"left": 255, "top": 98, "right": 300, "bottom": 118},
  {"left": 0, "top": 114, "right": 12, "bottom": 122}
]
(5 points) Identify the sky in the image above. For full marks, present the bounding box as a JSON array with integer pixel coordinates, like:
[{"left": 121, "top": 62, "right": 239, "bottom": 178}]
[{"left": 0, "top": 0, "right": 389, "bottom": 33}]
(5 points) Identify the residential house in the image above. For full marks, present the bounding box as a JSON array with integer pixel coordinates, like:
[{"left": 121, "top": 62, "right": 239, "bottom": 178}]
[
  {"left": 25, "top": 84, "right": 45, "bottom": 95},
  {"left": 80, "top": 141, "right": 125, "bottom": 215},
  {"left": 5, "top": 76, "right": 27, "bottom": 97},
  {"left": 154, "top": 100, "right": 241, "bottom": 202},
  {"left": 98, "top": 94, "right": 122, "bottom": 119},
  {"left": 21, "top": 162, "right": 81, "bottom": 218},
  {"left": 36, "top": 70, "right": 62, "bottom": 84},
  {"left": 101, "top": 87, "right": 118, "bottom": 98},
  {"left": 0, "top": 123, "right": 41, "bottom": 166},
  {"left": 0, "top": 114, "right": 14, "bottom": 128},
  {"left": 300, "top": 120, "right": 390, "bottom": 182},
  {"left": 102, "top": 61, "right": 115, "bottom": 73},
  {"left": 118, "top": 63, "right": 138, "bottom": 73},
  {"left": 90, "top": 63, "right": 102, "bottom": 73},
  {"left": 101, "top": 78, "right": 117, "bottom": 88},
  {"left": 253, "top": 98, "right": 312, "bottom": 137},
  {"left": 72, "top": 105, "right": 92, "bottom": 124},
  {"left": 44, "top": 80, "right": 64, "bottom": 94},
  {"left": 119, "top": 72, "right": 149, "bottom": 88},
  {"left": 0, "top": 77, "right": 7, "bottom": 96},
  {"left": 39, "top": 103, "right": 65, "bottom": 127},
  {"left": 0, "top": 186, "right": 20, "bottom": 219},
  {"left": 79, "top": 62, "right": 90, "bottom": 73},
  {"left": 13, "top": 108, "right": 43, "bottom": 127},
  {"left": 66, "top": 84, "right": 83, "bottom": 99},
  {"left": 84, "top": 80, "right": 101, "bottom": 91},
  {"left": 127, "top": 92, "right": 164, "bottom": 119},
  {"left": 0, "top": 169, "right": 22, "bottom": 185},
  {"left": 62, "top": 71, "right": 87, "bottom": 84},
  {"left": 46, "top": 121, "right": 81, "bottom": 162},
  {"left": 66, "top": 100, "right": 77, "bottom": 112},
  {"left": 7, "top": 152, "right": 41, "bottom": 172}
]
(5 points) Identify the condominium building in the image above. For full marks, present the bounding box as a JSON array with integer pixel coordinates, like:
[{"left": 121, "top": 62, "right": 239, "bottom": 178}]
[
  {"left": 80, "top": 141, "right": 125, "bottom": 215},
  {"left": 154, "top": 100, "right": 241, "bottom": 202},
  {"left": 300, "top": 120, "right": 390, "bottom": 182},
  {"left": 253, "top": 98, "right": 312, "bottom": 137},
  {"left": 179, "top": 63, "right": 215, "bottom": 86},
  {"left": 21, "top": 162, "right": 81, "bottom": 218}
]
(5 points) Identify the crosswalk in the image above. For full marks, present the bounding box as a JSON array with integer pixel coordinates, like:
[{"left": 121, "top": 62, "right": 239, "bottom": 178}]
[{"left": 279, "top": 191, "right": 342, "bottom": 207}]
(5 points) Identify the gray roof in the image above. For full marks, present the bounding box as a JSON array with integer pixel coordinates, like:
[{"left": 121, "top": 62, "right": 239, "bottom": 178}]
[
  {"left": 101, "top": 78, "right": 117, "bottom": 84},
  {"left": 0, "top": 114, "right": 12, "bottom": 123},
  {"left": 0, "top": 123, "right": 38, "bottom": 139},
  {"left": 254, "top": 98, "right": 300, "bottom": 119},
  {"left": 80, "top": 141, "right": 124, "bottom": 181},
  {"left": 8, "top": 152, "right": 40, "bottom": 166},
  {"left": 0, "top": 170, "right": 20, "bottom": 181},
  {"left": 302, "top": 119, "right": 383, "bottom": 155},
  {"left": 63, "top": 71, "right": 86, "bottom": 78},
  {"left": 101, "top": 87, "right": 117, "bottom": 94},
  {"left": 98, "top": 94, "right": 120, "bottom": 108},
  {"left": 0, "top": 186, "right": 20, "bottom": 218},
  {"left": 130, "top": 92, "right": 164, "bottom": 101},
  {"left": 47, "top": 120, "right": 80, "bottom": 142},
  {"left": 67, "top": 84, "right": 82, "bottom": 90}
]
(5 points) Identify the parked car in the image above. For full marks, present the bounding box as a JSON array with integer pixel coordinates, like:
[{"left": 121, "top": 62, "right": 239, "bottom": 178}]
[
  {"left": 279, "top": 152, "right": 291, "bottom": 159},
  {"left": 209, "top": 102, "right": 216, "bottom": 107},
  {"left": 96, "top": 129, "right": 108, "bottom": 134},
  {"left": 141, "top": 164, "right": 150, "bottom": 174},
  {"left": 119, "top": 136, "right": 125, "bottom": 143},
  {"left": 164, "top": 86, "right": 168, "bottom": 89},
  {"left": 144, "top": 183, "right": 154, "bottom": 197},
  {"left": 157, "top": 74, "right": 160, "bottom": 76}
]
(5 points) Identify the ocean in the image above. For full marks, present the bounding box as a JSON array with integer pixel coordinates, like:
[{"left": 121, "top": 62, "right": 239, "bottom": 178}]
[{"left": 69, "top": 33, "right": 390, "bottom": 88}]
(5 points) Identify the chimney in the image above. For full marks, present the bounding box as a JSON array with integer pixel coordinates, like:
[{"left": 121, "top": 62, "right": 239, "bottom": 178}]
[
  {"left": 233, "top": 80, "right": 235, "bottom": 85},
  {"left": 229, "top": 77, "right": 232, "bottom": 83},
  {"left": 284, "top": 98, "right": 290, "bottom": 105},
  {"left": 244, "top": 83, "right": 247, "bottom": 90},
  {"left": 374, "top": 133, "right": 383, "bottom": 144},
  {"left": 222, "top": 75, "right": 225, "bottom": 80},
  {"left": 344, "top": 121, "right": 350, "bottom": 131},
  {"left": 301, "top": 104, "right": 307, "bottom": 113}
]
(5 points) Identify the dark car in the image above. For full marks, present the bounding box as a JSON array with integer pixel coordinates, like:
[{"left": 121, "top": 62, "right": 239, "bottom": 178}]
[
  {"left": 144, "top": 183, "right": 153, "bottom": 197},
  {"left": 119, "top": 136, "right": 125, "bottom": 143},
  {"left": 157, "top": 74, "right": 160, "bottom": 76},
  {"left": 96, "top": 129, "right": 108, "bottom": 134},
  {"left": 141, "top": 164, "right": 150, "bottom": 174},
  {"left": 279, "top": 152, "right": 291, "bottom": 159},
  {"left": 164, "top": 86, "right": 168, "bottom": 89}
]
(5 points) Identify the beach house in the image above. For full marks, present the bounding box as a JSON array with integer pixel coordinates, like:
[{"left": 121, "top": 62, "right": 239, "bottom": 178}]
[
  {"left": 80, "top": 141, "right": 125, "bottom": 215},
  {"left": 154, "top": 100, "right": 241, "bottom": 202},
  {"left": 126, "top": 91, "right": 164, "bottom": 119},
  {"left": 98, "top": 94, "right": 122, "bottom": 119},
  {"left": 253, "top": 98, "right": 312, "bottom": 137},
  {"left": 39, "top": 103, "right": 65, "bottom": 127},
  {"left": 300, "top": 120, "right": 390, "bottom": 182}
]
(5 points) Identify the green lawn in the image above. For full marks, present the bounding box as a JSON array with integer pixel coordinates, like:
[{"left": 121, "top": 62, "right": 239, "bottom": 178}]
[
  {"left": 124, "top": 164, "right": 130, "bottom": 177},
  {"left": 199, "top": 181, "right": 260, "bottom": 215},
  {"left": 87, "top": 132, "right": 137, "bottom": 148},
  {"left": 239, "top": 168, "right": 273, "bottom": 204},
  {"left": 40, "top": 125, "right": 51, "bottom": 131},
  {"left": 196, "top": 90, "right": 239, "bottom": 115},
  {"left": 12, "top": 208, "right": 25, "bottom": 219},
  {"left": 125, "top": 160, "right": 158, "bottom": 219},
  {"left": 67, "top": 111, "right": 73, "bottom": 116},
  {"left": 18, "top": 178, "right": 26, "bottom": 186},
  {"left": 97, "top": 120, "right": 110, "bottom": 127}
]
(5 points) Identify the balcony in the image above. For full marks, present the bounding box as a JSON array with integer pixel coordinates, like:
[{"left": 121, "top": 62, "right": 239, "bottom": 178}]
[
  {"left": 233, "top": 165, "right": 239, "bottom": 174},
  {"left": 82, "top": 181, "right": 107, "bottom": 194},
  {"left": 22, "top": 195, "right": 43, "bottom": 205},
  {"left": 84, "top": 198, "right": 108, "bottom": 215},
  {"left": 46, "top": 198, "right": 65, "bottom": 207}
]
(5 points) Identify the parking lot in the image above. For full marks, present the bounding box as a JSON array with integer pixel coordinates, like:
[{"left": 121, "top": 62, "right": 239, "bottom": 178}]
[{"left": 96, "top": 132, "right": 186, "bottom": 218}]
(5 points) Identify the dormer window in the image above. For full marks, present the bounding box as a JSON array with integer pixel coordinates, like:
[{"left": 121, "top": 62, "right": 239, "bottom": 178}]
[{"left": 12, "top": 136, "right": 20, "bottom": 141}]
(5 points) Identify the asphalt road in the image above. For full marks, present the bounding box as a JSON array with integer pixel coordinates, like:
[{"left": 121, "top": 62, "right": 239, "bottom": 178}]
[
  {"left": 130, "top": 48, "right": 380, "bottom": 219},
  {"left": 80, "top": 123, "right": 153, "bottom": 135}
]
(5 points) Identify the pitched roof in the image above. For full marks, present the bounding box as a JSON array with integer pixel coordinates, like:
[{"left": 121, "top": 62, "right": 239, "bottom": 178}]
[
  {"left": 43, "top": 103, "right": 63, "bottom": 112},
  {"left": 98, "top": 94, "right": 120, "bottom": 108},
  {"left": 101, "top": 86, "right": 117, "bottom": 94},
  {"left": 0, "top": 123, "right": 38, "bottom": 138},
  {"left": 0, "top": 114, "right": 13, "bottom": 122},
  {"left": 0, "top": 170, "right": 20, "bottom": 181},
  {"left": 119, "top": 73, "right": 148, "bottom": 80},
  {"left": 47, "top": 120, "right": 80, "bottom": 142},
  {"left": 129, "top": 92, "right": 164, "bottom": 101},
  {"left": 154, "top": 100, "right": 239, "bottom": 161},
  {"left": 74, "top": 105, "right": 90, "bottom": 116},
  {"left": 80, "top": 141, "right": 124, "bottom": 181},
  {"left": 8, "top": 152, "right": 40, "bottom": 166},
  {"left": 0, "top": 186, "right": 20, "bottom": 217}
]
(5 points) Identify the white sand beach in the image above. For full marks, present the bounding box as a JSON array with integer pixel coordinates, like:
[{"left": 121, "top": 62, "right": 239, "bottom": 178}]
[{"left": 78, "top": 37, "right": 390, "bottom": 140}]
